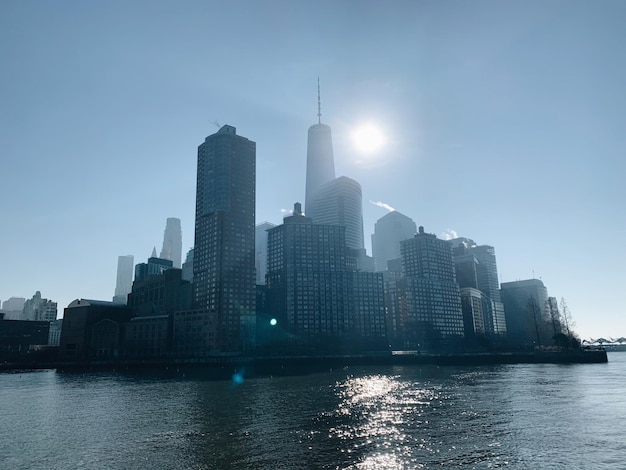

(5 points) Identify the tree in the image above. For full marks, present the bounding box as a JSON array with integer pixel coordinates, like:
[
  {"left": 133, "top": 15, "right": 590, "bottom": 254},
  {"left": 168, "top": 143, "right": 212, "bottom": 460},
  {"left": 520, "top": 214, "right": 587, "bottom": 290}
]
[
  {"left": 545, "top": 298, "right": 562, "bottom": 338},
  {"left": 559, "top": 297, "right": 575, "bottom": 338},
  {"left": 527, "top": 296, "right": 543, "bottom": 347}
]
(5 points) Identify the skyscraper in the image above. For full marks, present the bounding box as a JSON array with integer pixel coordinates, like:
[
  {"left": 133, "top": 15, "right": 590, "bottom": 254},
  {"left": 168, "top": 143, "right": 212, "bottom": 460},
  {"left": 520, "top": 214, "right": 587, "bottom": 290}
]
[
  {"left": 266, "top": 203, "right": 386, "bottom": 352},
  {"left": 113, "top": 255, "right": 134, "bottom": 304},
  {"left": 302, "top": 82, "right": 367, "bottom": 258},
  {"left": 501, "top": 278, "right": 549, "bottom": 344},
  {"left": 160, "top": 218, "right": 183, "bottom": 268},
  {"left": 372, "top": 210, "right": 417, "bottom": 271},
  {"left": 255, "top": 221, "right": 275, "bottom": 285},
  {"left": 304, "top": 81, "right": 335, "bottom": 219},
  {"left": 193, "top": 124, "right": 256, "bottom": 352},
  {"left": 308, "top": 176, "right": 365, "bottom": 250},
  {"left": 399, "top": 227, "right": 464, "bottom": 351}
]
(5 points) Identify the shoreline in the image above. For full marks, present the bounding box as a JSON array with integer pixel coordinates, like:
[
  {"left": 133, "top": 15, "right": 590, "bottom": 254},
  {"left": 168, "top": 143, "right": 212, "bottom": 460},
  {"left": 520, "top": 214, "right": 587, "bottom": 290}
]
[{"left": 0, "top": 349, "right": 608, "bottom": 375}]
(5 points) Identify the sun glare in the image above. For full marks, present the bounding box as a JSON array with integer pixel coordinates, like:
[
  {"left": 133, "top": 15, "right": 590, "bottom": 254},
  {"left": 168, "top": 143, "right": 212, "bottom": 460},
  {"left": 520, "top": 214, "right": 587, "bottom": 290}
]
[{"left": 351, "top": 123, "right": 387, "bottom": 154}]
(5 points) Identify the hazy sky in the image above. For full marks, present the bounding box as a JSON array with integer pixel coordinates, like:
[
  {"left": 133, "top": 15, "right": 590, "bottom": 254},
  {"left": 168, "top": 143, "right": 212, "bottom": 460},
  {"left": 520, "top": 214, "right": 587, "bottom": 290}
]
[{"left": 2, "top": 1, "right": 624, "bottom": 339}]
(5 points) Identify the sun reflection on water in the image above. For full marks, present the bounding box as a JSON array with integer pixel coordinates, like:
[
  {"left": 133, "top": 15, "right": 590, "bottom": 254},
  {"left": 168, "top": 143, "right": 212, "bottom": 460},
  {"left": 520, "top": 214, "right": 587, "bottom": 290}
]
[{"left": 319, "top": 373, "right": 447, "bottom": 468}]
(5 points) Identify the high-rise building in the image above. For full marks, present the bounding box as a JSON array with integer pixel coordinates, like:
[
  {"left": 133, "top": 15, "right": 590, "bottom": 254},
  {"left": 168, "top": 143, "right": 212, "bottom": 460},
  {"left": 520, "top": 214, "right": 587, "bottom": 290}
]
[
  {"left": 255, "top": 222, "right": 275, "bottom": 285},
  {"left": 303, "top": 83, "right": 366, "bottom": 255},
  {"left": 23, "top": 291, "right": 57, "bottom": 322},
  {"left": 372, "top": 210, "right": 417, "bottom": 272},
  {"left": 1, "top": 297, "right": 26, "bottom": 320},
  {"left": 193, "top": 124, "right": 256, "bottom": 352},
  {"left": 265, "top": 203, "right": 386, "bottom": 352},
  {"left": 500, "top": 278, "right": 549, "bottom": 345},
  {"left": 308, "top": 176, "right": 365, "bottom": 250},
  {"left": 160, "top": 218, "right": 183, "bottom": 268},
  {"left": 304, "top": 81, "right": 335, "bottom": 219},
  {"left": 451, "top": 239, "right": 507, "bottom": 337},
  {"left": 113, "top": 255, "right": 134, "bottom": 304},
  {"left": 399, "top": 227, "right": 464, "bottom": 351}
]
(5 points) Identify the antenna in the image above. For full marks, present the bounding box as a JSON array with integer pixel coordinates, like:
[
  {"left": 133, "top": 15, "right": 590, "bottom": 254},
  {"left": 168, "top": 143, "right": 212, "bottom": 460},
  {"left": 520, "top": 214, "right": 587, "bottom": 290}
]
[
  {"left": 317, "top": 77, "right": 322, "bottom": 124},
  {"left": 212, "top": 120, "right": 221, "bottom": 129}
]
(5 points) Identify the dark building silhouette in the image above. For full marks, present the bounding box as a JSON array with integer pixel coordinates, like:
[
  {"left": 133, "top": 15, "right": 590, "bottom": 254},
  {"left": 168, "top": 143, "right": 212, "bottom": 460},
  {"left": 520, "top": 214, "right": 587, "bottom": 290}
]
[
  {"left": 0, "top": 319, "right": 49, "bottom": 359},
  {"left": 265, "top": 203, "right": 386, "bottom": 353},
  {"left": 193, "top": 125, "right": 256, "bottom": 352},
  {"left": 399, "top": 227, "right": 464, "bottom": 351},
  {"left": 135, "top": 253, "right": 173, "bottom": 282},
  {"left": 59, "top": 299, "right": 133, "bottom": 360},
  {"left": 451, "top": 238, "right": 507, "bottom": 338},
  {"left": 128, "top": 268, "right": 192, "bottom": 316},
  {"left": 501, "top": 279, "right": 549, "bottom": 346},
  {"left": 124, "top": 314, "right": 171, "bottom": 358}
]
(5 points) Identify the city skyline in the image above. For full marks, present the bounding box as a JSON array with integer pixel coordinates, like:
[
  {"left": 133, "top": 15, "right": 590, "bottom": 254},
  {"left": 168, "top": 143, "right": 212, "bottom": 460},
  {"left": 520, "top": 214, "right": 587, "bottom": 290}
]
[{"left": 1, "top": 1, "right": 625, "bottom": 339}]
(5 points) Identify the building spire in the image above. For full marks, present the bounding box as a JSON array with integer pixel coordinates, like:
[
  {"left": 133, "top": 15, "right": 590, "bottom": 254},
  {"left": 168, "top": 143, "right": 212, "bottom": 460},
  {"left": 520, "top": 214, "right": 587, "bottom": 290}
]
[{"left": 317, "top": 77, "right": 322, "bottom": 124}]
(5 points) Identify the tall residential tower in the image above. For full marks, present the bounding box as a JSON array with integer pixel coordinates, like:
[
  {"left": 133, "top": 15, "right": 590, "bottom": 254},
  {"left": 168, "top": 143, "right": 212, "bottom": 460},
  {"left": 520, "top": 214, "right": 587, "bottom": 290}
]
[{"left": 193, "top": 125, "right": 256, "bottom": 351}]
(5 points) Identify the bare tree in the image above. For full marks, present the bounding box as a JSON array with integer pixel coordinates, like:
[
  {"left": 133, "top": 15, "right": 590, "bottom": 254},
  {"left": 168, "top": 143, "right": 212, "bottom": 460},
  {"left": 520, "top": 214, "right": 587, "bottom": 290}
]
[
  {"left": 559, "top": 297, "right": 575, "bottom": 337},
  {"left": 527, "top": 296, "right": 542, "bottom": 347},
  {"left": 546, "top": 298, "right": 561, "bottom": 338}
]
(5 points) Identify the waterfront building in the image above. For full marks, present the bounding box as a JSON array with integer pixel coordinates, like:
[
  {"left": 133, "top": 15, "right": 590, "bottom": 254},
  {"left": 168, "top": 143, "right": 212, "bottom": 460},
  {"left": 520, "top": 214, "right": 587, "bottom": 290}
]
[
  {"left": 124, "top": 314, "right": 171, "bottom": 358},
  {"left": 160, "top": 218, "right": 183, "bottom": 268},
  {"left": 399, "top": 227, "right": 464, "bottom": 351},
  {"left": 265, "top": 203, "right": 386, "bottom": 352},
  {"left": 193, "top": 125, "right": 256, "bottom": 352},
  {"left": 172, "top": 309, "right": 219, "bottom": 356},
  {"left": 451, "top": 239, "right": 507, "bottom": 337},
  {"left": 460, "top": 287, "right": 487, "bottom": 337},
  {"left": 255, "top": 221, "right": 276, "bottom": 285},
  {"left": 500, "top": 278, "right": 549, "bottom": 345},
  {"left": 59, "top": 299, "right": 133, "bottom": 360},
  {"left": 113, "top": 254, "right": 134, "bottom": 304},
  {"left": 372, "top": 210, "right": 417, "bottom": 272},
  {"left": 0, "top": 319, "right": 50, "bottom": 359},
  {"left": 48, "top": 319, "right": 63, "bottom": 346}
]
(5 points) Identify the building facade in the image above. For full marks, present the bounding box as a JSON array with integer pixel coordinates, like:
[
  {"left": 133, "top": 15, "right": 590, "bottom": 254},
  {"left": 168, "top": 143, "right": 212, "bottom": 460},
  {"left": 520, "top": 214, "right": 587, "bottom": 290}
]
[
  {"left": 134, "top": 255, "right": 173, "bottom": 282},
  {"left": 372, "top": 210, "right": 417, "bottom": 272},
  {"left": 501, "top": 278, "right": 549, "bottom": 345},
  {"left": 23, "top": 291, "right": 57, "bottom": 322},
  {"left": 160, "top": 218, "right": 183, "bottom": 268},
  {"left": 193, "top": 125, "right": 256, "bottom": 352},
  {"left": 265, "top": 203, "right": 386, "bottom": 352},
  {"left": 113, "top": 254, "right": 134, "bottom": 304},
  {"left": 308, "top": 176, "right": 365, "bottom": 250},
  {"left": 399, "top": 227, "right": 464, "bottom": 351},
  {"left": 255, "top": 221, "right": 276, "bottom": 285}
]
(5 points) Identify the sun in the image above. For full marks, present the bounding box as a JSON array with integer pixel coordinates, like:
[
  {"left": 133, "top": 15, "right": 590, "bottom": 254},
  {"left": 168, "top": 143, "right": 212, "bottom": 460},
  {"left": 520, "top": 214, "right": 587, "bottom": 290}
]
[{"left": 351, "top": 123, "right": 387, "bottom": 154}]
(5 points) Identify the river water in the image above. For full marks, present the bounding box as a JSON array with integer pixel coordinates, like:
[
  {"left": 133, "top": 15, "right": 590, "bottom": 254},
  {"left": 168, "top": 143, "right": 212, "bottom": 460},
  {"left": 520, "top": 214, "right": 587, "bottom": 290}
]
[{"left": 1, "top": 352, "right": 624, "bottom": 469}]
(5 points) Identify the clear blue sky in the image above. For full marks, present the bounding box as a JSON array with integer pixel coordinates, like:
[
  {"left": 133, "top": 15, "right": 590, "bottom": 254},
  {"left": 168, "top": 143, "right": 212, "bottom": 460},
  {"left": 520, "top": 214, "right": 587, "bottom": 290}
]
[{"left": 1, "top": 1, "right": 624, "bottom": 339}]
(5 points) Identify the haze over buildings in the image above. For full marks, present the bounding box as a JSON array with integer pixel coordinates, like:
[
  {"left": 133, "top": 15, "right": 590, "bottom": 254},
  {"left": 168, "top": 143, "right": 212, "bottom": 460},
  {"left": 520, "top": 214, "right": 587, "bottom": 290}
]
[
  {"left": 2, "top": 2, "right": 624, "bottom": 338},
  {"left": 160, "top": 217, "right": 183, "bottom": 269}
]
